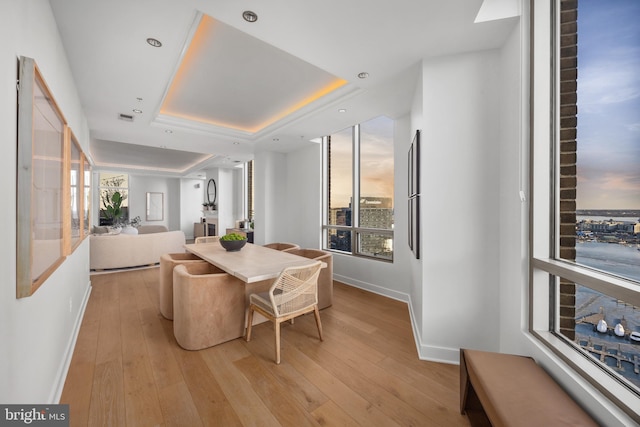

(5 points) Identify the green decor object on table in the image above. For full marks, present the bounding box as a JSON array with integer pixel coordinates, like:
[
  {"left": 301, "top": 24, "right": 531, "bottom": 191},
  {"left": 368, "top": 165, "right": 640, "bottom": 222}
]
[{"left": 219, "top": 233, "right": 247, "bottom": 251}]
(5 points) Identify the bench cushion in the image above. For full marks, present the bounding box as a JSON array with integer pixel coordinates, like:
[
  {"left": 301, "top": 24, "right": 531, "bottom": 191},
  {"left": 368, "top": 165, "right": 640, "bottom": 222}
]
[{"left": 461, "top": 349, "right": 598, "bottom": 427}]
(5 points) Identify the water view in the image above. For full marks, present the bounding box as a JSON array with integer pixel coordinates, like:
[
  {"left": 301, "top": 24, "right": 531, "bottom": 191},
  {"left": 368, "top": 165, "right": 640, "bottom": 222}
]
[{"left": 574, "top": 218, "right": 640, "bottom": 389}]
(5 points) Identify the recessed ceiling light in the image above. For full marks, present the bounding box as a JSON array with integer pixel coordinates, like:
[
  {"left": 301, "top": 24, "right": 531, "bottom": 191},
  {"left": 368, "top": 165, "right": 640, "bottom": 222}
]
[
  {"left": 133, "top": 109, "right": 142, "bottom": 114},
  {"left": 243, "top": 10, "right": 258, "bottom": 22},
  {"left": 338, "top": 109, "right": 347, "bottom": 113},
  {"left": 233, "top": 141, "right": 240, "bottom": 145},
  {"left": 165, "top": 129, "right": 173, "bottom": 134},
  {"left": 146, "top": 38, "right": 162, "bottom": 47},
  {"left": 357, "top": 72, "right": 369, "bottom": 79}
]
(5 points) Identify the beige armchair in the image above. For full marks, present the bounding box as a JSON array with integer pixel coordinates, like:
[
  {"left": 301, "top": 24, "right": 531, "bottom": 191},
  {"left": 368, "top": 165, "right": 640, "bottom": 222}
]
[
  {"left": 173, "top": 263, "right": 246, "bottom": 350},
  {"left": 284, "top": 248, "right": 333, "bottom": 309},
  {"left": 263, "top": 242, "right": 300, "bottom": 252},
  {"left": 246, "top": 261, "right": 324, "bottom": 364},
  {"left": 159, "top": 253, "right": 205, "bottom": 320}
]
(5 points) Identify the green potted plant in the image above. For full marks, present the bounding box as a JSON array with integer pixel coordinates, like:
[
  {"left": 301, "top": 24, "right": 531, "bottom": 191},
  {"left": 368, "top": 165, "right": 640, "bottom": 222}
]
[{"left": 101, "top": 190, "right": 124, "bottom": 225}]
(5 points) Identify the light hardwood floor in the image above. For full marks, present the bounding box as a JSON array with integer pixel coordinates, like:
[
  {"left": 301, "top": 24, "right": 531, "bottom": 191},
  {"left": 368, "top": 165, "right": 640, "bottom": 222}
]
[{"left": 61, "top": 267, "right": 469, "bottom": 426}]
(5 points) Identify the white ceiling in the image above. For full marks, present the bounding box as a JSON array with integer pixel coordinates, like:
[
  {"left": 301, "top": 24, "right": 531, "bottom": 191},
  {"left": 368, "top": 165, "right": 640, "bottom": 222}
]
[{"left": 49, "top": 0, "right": 518, "bottom": 176}]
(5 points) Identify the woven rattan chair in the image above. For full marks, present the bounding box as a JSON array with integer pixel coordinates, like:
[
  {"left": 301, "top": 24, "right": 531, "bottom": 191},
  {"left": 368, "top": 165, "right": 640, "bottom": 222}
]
[
  {"left": 195, "top": 236, "right": 220, "bottom": 244},
  {"left": 245, "top": 261, "right": 324, "bottom": 364}
]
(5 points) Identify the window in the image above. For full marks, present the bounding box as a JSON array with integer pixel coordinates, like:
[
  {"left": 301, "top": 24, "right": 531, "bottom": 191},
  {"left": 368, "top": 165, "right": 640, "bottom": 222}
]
[
  {"left": 323, "top": 116, "right": 394, "bottom": 260},
  {"left": 83, "top": 158, "right": 91, "bottom": 236},
  {"left": 531, "top": 0, "right": 640, "bottom": 420},
  {"left": 98, "top": 172, "right": 129, "bottom": 226}
]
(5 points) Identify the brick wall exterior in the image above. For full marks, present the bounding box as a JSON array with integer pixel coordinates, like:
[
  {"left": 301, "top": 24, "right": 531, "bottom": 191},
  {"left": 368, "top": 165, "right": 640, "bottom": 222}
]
[{"left": 559, "top": 0, "right": 578, "bottom": 340}]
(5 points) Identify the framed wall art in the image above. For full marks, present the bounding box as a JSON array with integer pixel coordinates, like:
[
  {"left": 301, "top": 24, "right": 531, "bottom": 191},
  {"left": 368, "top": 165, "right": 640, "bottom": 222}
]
[
  {"left": 407, "top": 129, "right": 420, "bottom": 259},
  {"left": 16, "top": 56, "right": 91, "bottom": 298}
]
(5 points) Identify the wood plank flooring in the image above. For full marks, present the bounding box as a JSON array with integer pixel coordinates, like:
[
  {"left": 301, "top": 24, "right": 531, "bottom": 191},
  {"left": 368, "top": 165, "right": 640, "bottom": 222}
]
[{"left": 61, "top": 267, "right": 469, "bottom": 426}]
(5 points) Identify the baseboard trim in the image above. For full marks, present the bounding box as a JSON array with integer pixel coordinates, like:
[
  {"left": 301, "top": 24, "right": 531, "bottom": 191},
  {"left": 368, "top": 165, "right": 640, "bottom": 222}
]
[
  {"left": 334, "top": 273, "right": 460, "bottom": 365},
  {"left": 49, "top": 281, "right": 92, "bottom": 403},
  {"left": 333, "top": 273, "right": 410, "bottom": 304}
]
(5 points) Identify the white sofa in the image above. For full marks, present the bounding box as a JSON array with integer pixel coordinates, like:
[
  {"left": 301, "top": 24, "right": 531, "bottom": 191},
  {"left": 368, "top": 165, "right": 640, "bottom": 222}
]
[{"left": 90, "top": 229, "right": 186, "bottom": 270}]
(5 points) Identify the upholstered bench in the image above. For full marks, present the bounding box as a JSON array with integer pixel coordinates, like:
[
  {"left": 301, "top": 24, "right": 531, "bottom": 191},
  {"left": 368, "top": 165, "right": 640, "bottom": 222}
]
[{"left": 460, "top": 348, "right": 598, "bottom": 426}]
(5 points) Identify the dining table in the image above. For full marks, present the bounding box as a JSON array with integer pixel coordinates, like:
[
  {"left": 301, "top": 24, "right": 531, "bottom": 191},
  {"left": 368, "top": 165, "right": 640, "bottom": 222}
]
[{"left": 183, "top": 241, "right": 324, "bottom": 283}]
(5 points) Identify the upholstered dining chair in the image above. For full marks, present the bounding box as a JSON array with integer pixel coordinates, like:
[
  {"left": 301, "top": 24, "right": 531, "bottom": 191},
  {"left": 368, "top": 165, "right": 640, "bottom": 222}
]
[
  {"left": 195, "top": 236, "right": 220, "bottom": 244},
  {"left": 262, "top": 242, "right": 300, "bottom": 252},
  {"left": 245, "top": 261, "right": 324, "bottom": 364}
]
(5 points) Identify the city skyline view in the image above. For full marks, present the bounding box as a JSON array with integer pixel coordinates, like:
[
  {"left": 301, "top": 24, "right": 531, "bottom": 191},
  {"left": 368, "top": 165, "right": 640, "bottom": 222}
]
[{"left": 576, "top": 0, "right": 640, "bottom": 210}]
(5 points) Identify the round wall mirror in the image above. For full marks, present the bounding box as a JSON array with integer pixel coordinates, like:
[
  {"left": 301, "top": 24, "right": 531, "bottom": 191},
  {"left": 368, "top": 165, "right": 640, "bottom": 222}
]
[{"left": 207, "top": 179, "right": 217, "bottom": 205}]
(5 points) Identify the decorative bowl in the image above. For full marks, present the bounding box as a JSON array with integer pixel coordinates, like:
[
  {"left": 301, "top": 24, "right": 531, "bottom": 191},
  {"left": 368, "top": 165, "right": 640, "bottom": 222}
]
[{"left": 219, "top": 238, "right": 247, "bottom": 252}]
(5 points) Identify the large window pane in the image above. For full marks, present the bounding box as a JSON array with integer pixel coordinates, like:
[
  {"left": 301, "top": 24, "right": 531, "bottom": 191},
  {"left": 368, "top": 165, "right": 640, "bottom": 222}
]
[
  {"left": 360, "top": 116, "right": 394, "bottom": 231},
  {"left": 327, "top": 228, "right": 351, "bottom": 253},
  {"left": 530, "top": 0, "right": 640, "bottom": 417},
  {"left": 566, "top": 0, "right": 640, "bottom": 282},
  {"left": 99, "top": 172, "right": 129, "bottom": 225},
  {"left": 356, "top": 230, "right": 393, "bottom": 260},
  {"left": 556, "top": 279, "right": 640, "bottom": 394},
  {"left": 328, "top": 127, "right": 352, "bottom": 227},
  {"left": 324, "top": 117, "right": 395, "bottom": 260}
]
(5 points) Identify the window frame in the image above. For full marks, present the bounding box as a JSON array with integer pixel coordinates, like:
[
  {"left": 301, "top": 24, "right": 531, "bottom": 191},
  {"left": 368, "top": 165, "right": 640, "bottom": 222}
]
[
  {"left": 529, "top": 1, "right": 640, "bottom": 420},
  {"left": 98, "top": 172, "right": 129, "bottom": 226},
  {"left": 322, "top": 119, "right": 395, "bottom": 262}
]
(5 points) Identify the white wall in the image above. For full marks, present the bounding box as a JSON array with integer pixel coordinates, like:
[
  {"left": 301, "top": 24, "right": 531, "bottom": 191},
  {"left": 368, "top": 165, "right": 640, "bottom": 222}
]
[
  {"left": 253, "top": 151, "right": 287, "bottom": 245},
  {"left": 409, "top": 71, "right": 425, "bottom": 335},
  {"left": 497, "top": 14, "right": 530, "bottom": 356},
  {"left": 92, "top": 173, "right": 185, "bottom": 231},
  {"left": 180, "top": 178, "right": 206, "bottom": 239},
  {"left": 0, "top": 0, "right": 92, "bottom": 403},
  {"left": 418, "top": 50, "right": 502, "bottom": 362},
  {"left": 283, "top": 144, "right": 323, "bottom": 249},
  {"left": 128, "top": 175, "right": 180, "bottom": 230}
]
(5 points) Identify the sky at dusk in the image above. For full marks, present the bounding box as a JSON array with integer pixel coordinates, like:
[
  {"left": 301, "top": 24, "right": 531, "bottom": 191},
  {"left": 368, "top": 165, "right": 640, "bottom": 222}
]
[
  {"left": 330, "top": 116, "right": 394, "bottom": 208},
  {"left": 576, "top": 0, "right": 640, "bottom": 209}
]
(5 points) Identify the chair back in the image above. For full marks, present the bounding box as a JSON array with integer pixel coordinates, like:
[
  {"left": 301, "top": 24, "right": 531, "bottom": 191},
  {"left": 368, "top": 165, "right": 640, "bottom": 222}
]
[
  {"left": 263, "top": 242, "right": 300, "bottom": 251},
  {"left": 195, "top": 236, "right": 220, "bottom": 244},
  {"left": 269, "top": 261, "right": 322, "bottom": 316}
]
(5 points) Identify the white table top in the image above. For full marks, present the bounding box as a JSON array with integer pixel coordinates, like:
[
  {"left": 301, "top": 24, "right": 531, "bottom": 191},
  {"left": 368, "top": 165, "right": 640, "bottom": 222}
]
[{"left": 184, "top": 242, "right": 322, "bottom": 283}]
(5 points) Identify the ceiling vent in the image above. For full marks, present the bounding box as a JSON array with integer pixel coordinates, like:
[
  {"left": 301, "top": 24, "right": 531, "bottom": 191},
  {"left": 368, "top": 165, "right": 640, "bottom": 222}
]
[{"left": 118, "top": 113, "right": 134, "bottom": 122}]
